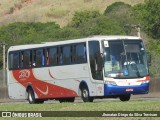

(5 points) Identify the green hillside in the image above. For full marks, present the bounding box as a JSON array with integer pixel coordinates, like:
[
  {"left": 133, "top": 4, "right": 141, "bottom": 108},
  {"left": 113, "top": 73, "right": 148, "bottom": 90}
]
[{"left": 0, "top": 0, "right": 144, "bottom": 27}]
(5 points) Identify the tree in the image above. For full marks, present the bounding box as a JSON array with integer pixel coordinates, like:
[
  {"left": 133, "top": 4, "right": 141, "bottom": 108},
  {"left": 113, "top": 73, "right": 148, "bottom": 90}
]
[
  {"left": 104, "top": 2, "right": 138, "bottom": 35},
  {"left": 0, "top": 22, "right": 61, "bottom": 68},
  {"left": 132, "top": 0, "right": 160, "bottom": 77},
  {"left": 57, "top": 27, "right": 81, "bottom": 40},
  {"left": 104, "top": 2, "right": 131, "bottom": 15},
  {"left": 0, "top": 22, "right": 32, "bottom": 45},
  {"left": 0, "top": 22, "right": 61, "bottom": 45},
  {"left": 70, "top": 10, "right": 100, "bottom": 27},
  {"left": 78, "top": 16, "right": 125, "bottom": 36},
  {"left": 132, "top": 0, "right": 160, "bottom": 39}
]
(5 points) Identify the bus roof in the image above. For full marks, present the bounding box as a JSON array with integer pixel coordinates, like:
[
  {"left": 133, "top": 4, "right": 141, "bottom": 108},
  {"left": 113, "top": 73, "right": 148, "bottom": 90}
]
[{"left": 8, "top": 35, "right": 141, "bottom": 51}]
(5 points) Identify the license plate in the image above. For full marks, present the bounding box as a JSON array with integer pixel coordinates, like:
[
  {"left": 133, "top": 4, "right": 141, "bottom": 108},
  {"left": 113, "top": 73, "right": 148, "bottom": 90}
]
[{"left": 126, "top": 89, "right": 133, "bottom": 92}]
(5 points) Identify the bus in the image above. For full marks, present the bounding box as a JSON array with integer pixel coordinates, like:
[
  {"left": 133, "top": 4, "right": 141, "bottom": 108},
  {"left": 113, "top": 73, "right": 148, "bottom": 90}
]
[{"left": 7, "top": 36, "right": 150, "bottom": 104}]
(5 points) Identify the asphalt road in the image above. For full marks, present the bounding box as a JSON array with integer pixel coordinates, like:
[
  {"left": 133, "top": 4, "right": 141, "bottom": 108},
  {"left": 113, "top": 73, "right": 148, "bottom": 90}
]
[{"left": 0, "top": 92, "right": 159, "bottom": 104}]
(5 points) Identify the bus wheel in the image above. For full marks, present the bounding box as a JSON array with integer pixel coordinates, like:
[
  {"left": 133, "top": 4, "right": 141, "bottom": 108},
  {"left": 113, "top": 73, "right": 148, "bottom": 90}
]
[
  {"left": 119, "top": 94, "right": 131, "bottom": 102},
  {"left": 81, "top": 87, "right": 94, "bottom": 102},
  {"left": 28, "top": 89, "right": 36, "bottom": 104}
]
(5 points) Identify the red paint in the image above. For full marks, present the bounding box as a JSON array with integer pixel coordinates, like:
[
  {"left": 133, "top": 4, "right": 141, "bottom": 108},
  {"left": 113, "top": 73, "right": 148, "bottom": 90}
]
[
  {"left": 12, "top": 69, "right": 78, "bottom": 99},
  {"left": 136, "top": 80, "right": 145, "bottom": 82},
  {"left": 75, "top": 80, "right": 80, "bottom": 82},
  {"left": 145, "top": 76, "right": 150, "bottom": 81}
]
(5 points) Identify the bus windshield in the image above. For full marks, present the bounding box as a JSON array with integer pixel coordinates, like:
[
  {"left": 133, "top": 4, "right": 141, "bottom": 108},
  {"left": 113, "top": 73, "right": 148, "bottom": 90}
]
[{"left": 103, "top": 40, "right": 148, "bottom": 79}]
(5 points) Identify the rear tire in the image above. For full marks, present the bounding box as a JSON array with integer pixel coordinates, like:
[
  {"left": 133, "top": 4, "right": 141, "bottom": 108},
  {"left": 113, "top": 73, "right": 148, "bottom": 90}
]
[
  {"left": 28, "top": 89, "right": 36, "bottom": 104},
  {"left": 119, "top": 94, "right": 131, "bottom": 101},
  {"left": 81, "top": 86, "right": 94, "bottom": 102}
]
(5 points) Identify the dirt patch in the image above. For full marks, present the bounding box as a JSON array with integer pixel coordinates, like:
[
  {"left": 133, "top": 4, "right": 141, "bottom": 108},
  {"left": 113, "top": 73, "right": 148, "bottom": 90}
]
[{"left": 4, "top": 0, "right": 36, "bottom": 15}]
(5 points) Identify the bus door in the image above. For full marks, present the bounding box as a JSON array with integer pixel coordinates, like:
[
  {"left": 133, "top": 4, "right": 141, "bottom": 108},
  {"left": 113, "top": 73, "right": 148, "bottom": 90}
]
[{"left": 88, "top": 41, "right": 104, "bottom": 96}]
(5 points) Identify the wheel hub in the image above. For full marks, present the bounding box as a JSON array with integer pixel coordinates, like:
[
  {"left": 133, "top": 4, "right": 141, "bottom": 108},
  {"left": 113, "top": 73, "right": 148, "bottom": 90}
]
[{"left": 83, "top": 89, "right": 88, "bottom": 98}]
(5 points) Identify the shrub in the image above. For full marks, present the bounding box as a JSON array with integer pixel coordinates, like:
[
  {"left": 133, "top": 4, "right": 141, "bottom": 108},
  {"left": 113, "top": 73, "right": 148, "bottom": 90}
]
[
  {"left": 104, "top": 2, "right": 131, "bottom": 15},
  {"left": 70, "top": 10, "right": 100, "bottom": 27},
  {"left": 78, "top": 16, "right": 125, "bottom": 36},
  {"left": 104, "top": 2, "right": 138, "bottom": 35}
]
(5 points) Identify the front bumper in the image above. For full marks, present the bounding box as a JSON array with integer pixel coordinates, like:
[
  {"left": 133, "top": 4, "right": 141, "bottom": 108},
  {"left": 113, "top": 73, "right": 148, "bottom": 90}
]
[{"left": 104, "top": 83, "right": 149, "bottom": 96}]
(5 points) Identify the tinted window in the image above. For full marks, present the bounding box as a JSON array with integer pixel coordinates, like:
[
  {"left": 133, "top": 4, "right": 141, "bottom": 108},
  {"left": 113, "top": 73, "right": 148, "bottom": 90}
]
[
  {"left": 89, "top": 41, "right": 103, "bottom": 80},
  {"left": 23, "top": 50, "right": 32, "bottom": 68},
  {"left": 9, "top": 43, "right": 87, "bottom": 69},
  {"left": 46, "top": 48, "right": 49, "bottom": 65},
  {"left": 33, "top": 50, "right": 36, "bottom": 67},
  {"left": 36, "top": 49, "right": 45, "bottom": 67},
  {"left": 19, "top": 51, "right": 24, "bottom": 68},
  {"left": 9, "top": 52, "right": 19, "bottom": 69},
  {"left": 75, "top": 44, "right": 86, "bottom": 63},
  {"left": 58, "top": 47, "right": 63, "bottom": 65},
  {"left": 63, "top": 46, "right": 71, "bottom": 64},
  {"left": 49, "top": 47, "right": 58, "bottom": 65}
]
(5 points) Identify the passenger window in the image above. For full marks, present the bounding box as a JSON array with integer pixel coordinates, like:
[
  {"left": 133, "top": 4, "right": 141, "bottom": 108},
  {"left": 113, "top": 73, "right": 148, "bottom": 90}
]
[
  {"left": 46, "top": 48, "right": 49, "bottom": 65},
  {"left": 63, "top": 46, "right": 71, "bottom": 64},
  {"left": 59, "top": 47, "right": 63, "bottom": 65},
  {"left": 9, "top": 52, "right": 19, "bottom": 69},
  {"left": 20, "top": 51, "right": 24, "bottom": 68},
  {"left": 24, "top": 50, "right": 31, "bottom": 68},
  {"left": 75, "top": 44, "right": 87, "bottom": 63},
  {"left": 49, "top": 47, "right": 58, "bottom": 66},
  {"left": 36, "top": 49, "right": 45, "bottom": 67},
  {"left": 33, "top": 50, "right": 36, "bottom": 67}
]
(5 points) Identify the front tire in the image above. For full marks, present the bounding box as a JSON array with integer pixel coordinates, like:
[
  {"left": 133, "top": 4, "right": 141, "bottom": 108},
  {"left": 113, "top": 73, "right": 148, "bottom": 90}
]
[
  {"left": 119, "top": 94, "right": 131, "bottom": 101},
  {"left": 81, "top": 86, "right": 94, "bottom": 102}
]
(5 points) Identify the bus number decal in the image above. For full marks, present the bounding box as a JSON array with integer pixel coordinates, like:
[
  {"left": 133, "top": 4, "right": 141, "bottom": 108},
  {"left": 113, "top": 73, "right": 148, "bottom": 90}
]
[{"left": 19, "top": 70, "right": 30, "bottom": 81}]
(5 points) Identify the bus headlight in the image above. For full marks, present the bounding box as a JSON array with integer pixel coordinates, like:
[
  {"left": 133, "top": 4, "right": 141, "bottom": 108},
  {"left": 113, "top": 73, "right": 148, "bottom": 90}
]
[
  {"left": 105, "top": 81, "right": 117, "bottom": 86},
  {"left": 141, "top": 80, "right": 149, "bottom": 84}
]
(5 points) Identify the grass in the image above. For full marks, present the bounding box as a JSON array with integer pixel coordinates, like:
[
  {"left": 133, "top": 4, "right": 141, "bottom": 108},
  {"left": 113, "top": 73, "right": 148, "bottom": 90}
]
[
  {"left": 0, "top": 100, "right": 160, "bottom": 111},
  {"left": 46, "top": 8, "right": 70, "bottom": 19},
  {"left": 0, "top": 100, "right": 160, "bottom": 119},
  {"left": 0, "top": 0, "right": 144, "bottom": 27}
]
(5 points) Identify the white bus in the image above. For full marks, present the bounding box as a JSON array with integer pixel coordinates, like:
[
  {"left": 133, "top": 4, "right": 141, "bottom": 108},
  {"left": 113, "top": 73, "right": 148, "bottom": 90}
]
[{"left": 7, "top": 36, "right": 150, "bottom": 104}]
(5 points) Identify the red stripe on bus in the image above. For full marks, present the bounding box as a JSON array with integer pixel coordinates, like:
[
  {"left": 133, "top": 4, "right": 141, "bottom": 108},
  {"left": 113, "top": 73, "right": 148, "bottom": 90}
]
[{"left": 12, "top": 69, "right": 78, "bottom": 99}]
